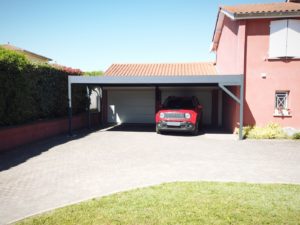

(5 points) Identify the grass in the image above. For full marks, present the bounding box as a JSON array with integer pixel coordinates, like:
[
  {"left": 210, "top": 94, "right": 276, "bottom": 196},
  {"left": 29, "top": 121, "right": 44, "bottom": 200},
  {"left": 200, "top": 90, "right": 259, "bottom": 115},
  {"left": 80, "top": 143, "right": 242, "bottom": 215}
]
[{"left": 16, "top": 182, "right": 300, "bottom": 225}]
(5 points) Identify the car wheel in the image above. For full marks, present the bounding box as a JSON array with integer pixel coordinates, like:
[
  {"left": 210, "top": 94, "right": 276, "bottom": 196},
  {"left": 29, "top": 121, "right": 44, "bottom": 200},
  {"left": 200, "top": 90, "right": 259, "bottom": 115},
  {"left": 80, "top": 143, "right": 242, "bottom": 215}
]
[
  {"left": 192, "top": 121, "right": 199, "bottom": 136},
  {"left": 156, "top": 126, "right": 161, "bottom": 134},
  {"left": 198, "top": 114, "right": 203, "bottom": 130}
]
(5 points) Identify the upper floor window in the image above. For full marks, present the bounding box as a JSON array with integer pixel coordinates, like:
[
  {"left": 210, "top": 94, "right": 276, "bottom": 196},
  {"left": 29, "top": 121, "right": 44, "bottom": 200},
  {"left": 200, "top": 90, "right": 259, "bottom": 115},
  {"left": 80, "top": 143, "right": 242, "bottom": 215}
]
[{"left": 269, "top": 19, "right": 300, "bottom": 58}]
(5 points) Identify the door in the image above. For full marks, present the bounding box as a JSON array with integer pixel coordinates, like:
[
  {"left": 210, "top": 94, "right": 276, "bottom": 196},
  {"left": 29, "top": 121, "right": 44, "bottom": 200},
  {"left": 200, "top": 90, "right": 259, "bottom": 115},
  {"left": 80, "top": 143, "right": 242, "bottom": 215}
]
[{"left": 107, "top": 89, "right": 155, "bottom": 124}]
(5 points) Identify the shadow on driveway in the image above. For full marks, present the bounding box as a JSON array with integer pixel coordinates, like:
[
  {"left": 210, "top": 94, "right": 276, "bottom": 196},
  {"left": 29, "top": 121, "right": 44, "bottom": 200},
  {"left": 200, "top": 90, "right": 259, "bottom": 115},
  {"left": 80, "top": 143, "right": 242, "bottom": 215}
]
[
  {"left": 0, "top": 124, "right": 231, "bottom": 172},
  {"left": 0, "top": 129, "right": 96, "bottom": 172},
  {"left": 103, "top": 123, "right": 230, "bottom": 137},
  {"left": 104, "top": 123, "right": 156, "bottom": 132}
]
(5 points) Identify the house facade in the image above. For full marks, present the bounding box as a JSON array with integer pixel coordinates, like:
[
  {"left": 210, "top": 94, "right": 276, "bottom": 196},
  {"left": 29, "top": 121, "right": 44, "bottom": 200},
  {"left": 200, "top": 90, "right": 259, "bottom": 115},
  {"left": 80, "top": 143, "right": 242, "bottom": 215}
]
[
  {"left": 68, "top": 0, "right": 300, "bottom": 137},
  {"left": 212, "top": 0, "right": 300, "bottom": 131}
]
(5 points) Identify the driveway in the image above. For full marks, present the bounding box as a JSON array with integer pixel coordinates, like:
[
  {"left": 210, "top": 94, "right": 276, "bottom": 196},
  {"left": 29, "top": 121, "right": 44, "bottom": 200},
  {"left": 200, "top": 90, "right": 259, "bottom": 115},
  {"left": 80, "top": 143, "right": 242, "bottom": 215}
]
[{"left": 0, "top": 125, "right": 300, "bottom": 224}]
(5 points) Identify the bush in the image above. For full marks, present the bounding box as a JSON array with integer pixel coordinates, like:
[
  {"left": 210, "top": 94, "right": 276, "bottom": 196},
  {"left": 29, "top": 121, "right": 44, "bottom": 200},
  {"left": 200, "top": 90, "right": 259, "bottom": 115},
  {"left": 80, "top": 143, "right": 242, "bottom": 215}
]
[
  {"left": 244, "top": 123, "right": 287, "bottom": 139},
  {"left": 0, "top": 47, "right": 87, "bottom": 126},
  {"left": 292, "top": 132, "right": 300, "bottom": 140},
  {"left": 0, "top": 47, "right": 30, "bottom": 73},
  {"left": 84, "top": 71, "right": 103, "bottom": 76},
  {"left": 242, "top": 126, "right": 252, "bottom": 139}
]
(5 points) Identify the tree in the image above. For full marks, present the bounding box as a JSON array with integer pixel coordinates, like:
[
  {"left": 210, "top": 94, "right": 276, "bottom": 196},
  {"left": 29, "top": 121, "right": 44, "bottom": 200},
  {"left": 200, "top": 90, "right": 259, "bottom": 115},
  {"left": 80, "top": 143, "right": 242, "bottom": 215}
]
[{"left": 84, "top": 71, "right": 104, "bottom": 76}]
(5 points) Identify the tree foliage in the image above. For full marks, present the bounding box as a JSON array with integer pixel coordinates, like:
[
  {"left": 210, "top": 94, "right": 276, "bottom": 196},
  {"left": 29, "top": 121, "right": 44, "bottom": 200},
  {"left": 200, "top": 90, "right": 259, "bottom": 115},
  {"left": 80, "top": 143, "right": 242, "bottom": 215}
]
[
  {"left": 0, "top": 47, "right": 86, "bottom": 126},
  {"left": 84, "top": 70, "right": 104, "bottom": 76}
]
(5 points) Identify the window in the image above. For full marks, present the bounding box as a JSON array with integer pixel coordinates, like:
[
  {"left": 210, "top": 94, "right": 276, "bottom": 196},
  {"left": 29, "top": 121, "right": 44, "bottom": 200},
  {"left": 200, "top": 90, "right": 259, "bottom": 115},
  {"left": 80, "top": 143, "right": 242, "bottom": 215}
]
[
  {"left": 269, "top": 19, "right": 300, "bottom": 58},
  {"left": 163, "top": 97, "right": 195, "bottom": 109},
  {"left": 274, "top": 91, "right": 290, "bottom": 116}
]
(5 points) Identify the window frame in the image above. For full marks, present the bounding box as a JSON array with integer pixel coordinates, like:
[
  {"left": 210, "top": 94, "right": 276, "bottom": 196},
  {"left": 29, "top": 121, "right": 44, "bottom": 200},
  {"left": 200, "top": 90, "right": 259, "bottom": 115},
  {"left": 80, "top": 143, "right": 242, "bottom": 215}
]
[
  {"left": 274, "top": 91, "right": 291, "bottom": 117},
  {"left": 269, "top": 19, "right": 300, "bottom": 59}
]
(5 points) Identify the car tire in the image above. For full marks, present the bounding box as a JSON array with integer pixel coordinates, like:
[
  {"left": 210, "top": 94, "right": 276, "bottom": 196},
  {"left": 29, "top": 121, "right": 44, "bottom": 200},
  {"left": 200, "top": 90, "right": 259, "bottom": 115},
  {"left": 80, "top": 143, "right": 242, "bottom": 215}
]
[
  {"left": 156, "top": 126, "right": 161, "bottom": 134},
  {"left": 198, "top": 114, "right": 203, "bottom": 130},
  {"left": 192, "top": 120, "right": 199, "bottom": 136}
]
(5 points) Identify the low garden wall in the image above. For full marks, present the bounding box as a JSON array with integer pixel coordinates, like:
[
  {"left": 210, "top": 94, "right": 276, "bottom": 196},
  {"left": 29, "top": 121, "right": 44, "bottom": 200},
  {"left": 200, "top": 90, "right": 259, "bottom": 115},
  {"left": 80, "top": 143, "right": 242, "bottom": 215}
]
[{"left": 0, "top": 113, "right": 101, "bottom": 152}]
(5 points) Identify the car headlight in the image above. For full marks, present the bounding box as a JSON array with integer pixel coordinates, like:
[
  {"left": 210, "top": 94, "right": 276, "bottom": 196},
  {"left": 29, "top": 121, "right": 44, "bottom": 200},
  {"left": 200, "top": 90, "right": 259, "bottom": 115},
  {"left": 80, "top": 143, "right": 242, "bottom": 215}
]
[
  {"left": 185, "top": 113, "right": 191, "bottom": 119},
  {"left": 159, "top": 112, "right": 165, "bottom": 118}
]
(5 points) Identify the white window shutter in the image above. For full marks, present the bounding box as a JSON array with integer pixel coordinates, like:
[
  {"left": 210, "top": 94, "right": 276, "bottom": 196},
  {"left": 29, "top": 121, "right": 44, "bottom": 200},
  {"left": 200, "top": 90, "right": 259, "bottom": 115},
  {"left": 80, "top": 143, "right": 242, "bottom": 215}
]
[
  {"left": 269, "top": 20, "right": 288, "bottom": 58},
  {"left": 286, "top": 19, "right": 300, "bottom": 58}
]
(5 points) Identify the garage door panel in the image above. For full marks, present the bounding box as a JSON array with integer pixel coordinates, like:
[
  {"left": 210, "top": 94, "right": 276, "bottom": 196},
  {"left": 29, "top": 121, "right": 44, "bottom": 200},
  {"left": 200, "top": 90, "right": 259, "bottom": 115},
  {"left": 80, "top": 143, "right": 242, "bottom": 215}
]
[
  {"left": 117, "top": 114, "right": 154, "bottom": 124},
  {"left": 108, "top": 90, "right": 155, "bottom": 124}
]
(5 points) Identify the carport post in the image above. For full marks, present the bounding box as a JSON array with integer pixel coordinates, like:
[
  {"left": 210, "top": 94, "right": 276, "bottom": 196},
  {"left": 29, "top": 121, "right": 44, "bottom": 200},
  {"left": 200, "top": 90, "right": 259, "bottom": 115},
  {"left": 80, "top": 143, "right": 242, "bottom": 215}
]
[
  {"left": 218, "top": 77, "right": 244, "bottom": 140},
  {"left": 68, "top": 77, "right": 72, "bottom": 136},
  {"left": 86, "top": 86, "right": 91, "bottom": 129}
]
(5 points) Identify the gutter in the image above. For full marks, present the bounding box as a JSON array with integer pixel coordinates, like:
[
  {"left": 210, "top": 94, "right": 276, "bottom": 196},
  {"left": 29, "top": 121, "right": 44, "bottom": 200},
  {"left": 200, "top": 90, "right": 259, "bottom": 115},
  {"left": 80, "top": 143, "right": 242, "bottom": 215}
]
[
  {"left": 211, "top": 9, "right": 225, "bottom": 52},
  {"left": 221, "top": 9, "right": 300, "bottom": 20}
]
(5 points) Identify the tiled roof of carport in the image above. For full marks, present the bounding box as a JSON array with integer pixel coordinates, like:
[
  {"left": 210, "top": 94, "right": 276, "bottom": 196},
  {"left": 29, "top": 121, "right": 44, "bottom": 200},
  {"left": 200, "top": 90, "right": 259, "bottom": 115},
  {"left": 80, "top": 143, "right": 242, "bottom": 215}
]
[{"left": 104, "top": 62, "right": 217, "bottom": 76}]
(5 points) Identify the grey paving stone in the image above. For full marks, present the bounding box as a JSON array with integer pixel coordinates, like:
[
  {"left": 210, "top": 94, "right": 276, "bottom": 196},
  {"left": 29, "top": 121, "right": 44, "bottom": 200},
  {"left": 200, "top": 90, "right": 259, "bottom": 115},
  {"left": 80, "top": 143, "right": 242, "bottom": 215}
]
[{"left": 0, "top": 127, "right": 299, "bottom": 224}]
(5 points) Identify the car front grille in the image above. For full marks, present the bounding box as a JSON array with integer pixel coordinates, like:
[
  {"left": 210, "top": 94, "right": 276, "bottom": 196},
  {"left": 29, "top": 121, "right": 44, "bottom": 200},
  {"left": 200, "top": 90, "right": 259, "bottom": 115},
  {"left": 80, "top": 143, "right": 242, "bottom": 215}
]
[{"left": 164, "top": 112, "right": 185, "bottom": 119}]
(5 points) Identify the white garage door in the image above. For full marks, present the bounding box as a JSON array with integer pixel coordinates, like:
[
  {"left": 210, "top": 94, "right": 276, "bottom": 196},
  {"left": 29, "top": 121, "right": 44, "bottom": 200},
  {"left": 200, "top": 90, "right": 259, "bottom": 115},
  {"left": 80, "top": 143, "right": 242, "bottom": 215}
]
[{"left": 107, "top": 89, "right": 155, "bottom": 124}]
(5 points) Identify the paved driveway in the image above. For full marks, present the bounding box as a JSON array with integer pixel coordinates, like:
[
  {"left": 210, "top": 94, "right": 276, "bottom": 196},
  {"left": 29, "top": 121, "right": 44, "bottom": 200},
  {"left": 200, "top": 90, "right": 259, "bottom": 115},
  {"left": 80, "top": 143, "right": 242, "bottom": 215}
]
[{"left": 0, "top": 126, "right": 300, "bottom": 224}]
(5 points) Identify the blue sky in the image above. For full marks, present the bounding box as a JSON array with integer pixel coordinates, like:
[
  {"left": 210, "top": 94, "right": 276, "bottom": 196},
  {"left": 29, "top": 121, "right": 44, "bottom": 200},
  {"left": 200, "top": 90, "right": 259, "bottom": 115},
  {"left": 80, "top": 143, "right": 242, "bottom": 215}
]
[{"left": 0, "top": 0, "right": 282, "bottom": 71}]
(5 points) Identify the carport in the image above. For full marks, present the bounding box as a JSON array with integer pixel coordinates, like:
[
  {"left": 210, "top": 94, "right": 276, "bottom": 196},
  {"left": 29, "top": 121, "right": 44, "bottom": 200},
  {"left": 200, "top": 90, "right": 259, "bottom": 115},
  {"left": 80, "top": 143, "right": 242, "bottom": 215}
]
[{"left": 67, "top": 74, "right": 244, "bottom": 140}]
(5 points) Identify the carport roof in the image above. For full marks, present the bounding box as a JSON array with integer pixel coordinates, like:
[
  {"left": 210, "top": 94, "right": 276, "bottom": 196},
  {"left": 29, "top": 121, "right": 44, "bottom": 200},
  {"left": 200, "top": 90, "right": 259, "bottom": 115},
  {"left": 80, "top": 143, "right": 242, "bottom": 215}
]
[
  {"left": 104, "top": 62, "right": 217, "bottom": 76},
  {"left": 68, "top": 74, "right": 242, "bottom": 86},
  {"left": 68, "top": 71, "right": 244, "bottom": 139}
]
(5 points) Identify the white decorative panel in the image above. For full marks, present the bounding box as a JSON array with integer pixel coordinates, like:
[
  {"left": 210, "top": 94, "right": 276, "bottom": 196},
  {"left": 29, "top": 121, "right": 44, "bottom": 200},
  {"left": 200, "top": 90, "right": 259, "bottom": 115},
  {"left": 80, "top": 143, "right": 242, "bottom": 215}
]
[
  {"left": 287, "top": 19, "right": 300, "bottom": 57},
  {"left": 269, "top": 20, "right": 288, "bottom": 58}
]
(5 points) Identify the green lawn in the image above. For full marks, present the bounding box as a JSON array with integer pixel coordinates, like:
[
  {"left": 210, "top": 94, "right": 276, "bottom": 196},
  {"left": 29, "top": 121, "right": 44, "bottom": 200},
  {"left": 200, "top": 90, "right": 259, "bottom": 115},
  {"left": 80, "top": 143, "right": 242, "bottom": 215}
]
[{"left": 16, "top": 182, "right": 300, "bottom": 225}]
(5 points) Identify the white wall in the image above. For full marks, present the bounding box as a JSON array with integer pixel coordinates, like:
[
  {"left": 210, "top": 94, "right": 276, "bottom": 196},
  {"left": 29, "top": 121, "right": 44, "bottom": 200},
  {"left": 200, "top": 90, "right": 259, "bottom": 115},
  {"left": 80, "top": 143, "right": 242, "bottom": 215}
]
[
  {"left": 106, "top": 87, "right": 155, "bottom": 124},
  {"left": 90, "top": 88, "right": 101, "bottom": 111}
]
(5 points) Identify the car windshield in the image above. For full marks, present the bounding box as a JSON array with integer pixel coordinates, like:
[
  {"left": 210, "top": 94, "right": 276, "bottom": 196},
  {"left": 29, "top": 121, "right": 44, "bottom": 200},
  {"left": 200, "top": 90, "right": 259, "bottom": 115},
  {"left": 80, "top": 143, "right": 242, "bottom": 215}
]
[{"left": 163, "top": 98, "right": 194, "bottom": 109}]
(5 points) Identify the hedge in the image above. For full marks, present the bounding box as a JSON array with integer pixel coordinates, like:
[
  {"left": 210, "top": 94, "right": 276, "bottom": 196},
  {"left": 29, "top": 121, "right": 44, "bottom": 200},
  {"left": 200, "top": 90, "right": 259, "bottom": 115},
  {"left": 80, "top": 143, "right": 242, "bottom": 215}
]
[{"left": 0, "top": 47, "right": 87, "bottom": 126}]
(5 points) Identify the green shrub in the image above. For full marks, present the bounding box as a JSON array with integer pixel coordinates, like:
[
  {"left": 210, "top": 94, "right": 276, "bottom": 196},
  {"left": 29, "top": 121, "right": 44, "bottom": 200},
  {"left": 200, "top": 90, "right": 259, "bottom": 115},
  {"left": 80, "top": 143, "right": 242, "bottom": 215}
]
[
  {"left": 84, "top": 70, "right": 103, "bottom": 76},
  {"left": 0, "top": 47, "right": 86, "bottom": 126},
  {"left": 0, "top": 47, "right": 30, "bottom": 73},
  {"left": 292, "top": 132, "right": 300, "bottom": 140},
  {"left": 242, "top": 126, "right": 252, "bottom": 139},
  {"left": 244, "top": 123, "right": 287, "bottom": 139}
]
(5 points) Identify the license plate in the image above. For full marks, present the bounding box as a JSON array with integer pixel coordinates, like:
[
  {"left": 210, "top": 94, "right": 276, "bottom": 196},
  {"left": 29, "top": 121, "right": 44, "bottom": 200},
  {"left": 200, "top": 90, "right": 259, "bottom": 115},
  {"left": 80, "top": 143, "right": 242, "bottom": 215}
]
[{"left": 167, "top": 122, "right": 181, "bottom": 126}]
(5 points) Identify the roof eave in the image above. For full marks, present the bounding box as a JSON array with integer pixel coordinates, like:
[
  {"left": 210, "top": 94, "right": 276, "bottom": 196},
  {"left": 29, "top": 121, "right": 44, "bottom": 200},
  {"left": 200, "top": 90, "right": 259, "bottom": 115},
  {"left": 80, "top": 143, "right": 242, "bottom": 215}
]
[
  {"left": 211, "top": 8, "right": 225, "bottom": 52},
  {"left": 211, "top": 8, "right": 300, "bottom": 52},
  {"left": 221, "top": 9, "right": 236, "bottom": 20},
  {"left": 223, "top": 8, "right": 300, "bottom": 20},
  {"left": 23, "top": 50, "right": 52, "bottom": 61}
]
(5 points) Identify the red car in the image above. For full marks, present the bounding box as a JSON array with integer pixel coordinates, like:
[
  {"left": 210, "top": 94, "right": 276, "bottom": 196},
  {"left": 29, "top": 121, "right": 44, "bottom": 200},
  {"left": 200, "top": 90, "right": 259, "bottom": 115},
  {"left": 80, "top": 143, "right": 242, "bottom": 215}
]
[{"left": 155, "top": 96, "right": 203, "bottom": 135}]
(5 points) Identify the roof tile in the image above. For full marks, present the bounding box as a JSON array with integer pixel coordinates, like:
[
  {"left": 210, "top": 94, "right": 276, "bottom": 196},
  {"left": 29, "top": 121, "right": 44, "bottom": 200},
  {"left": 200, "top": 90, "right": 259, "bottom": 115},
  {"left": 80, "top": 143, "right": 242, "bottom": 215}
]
[
  {"left": 104, "top": 62, "right": 217, "bottom": 76},
  {"left": 222, "top": 2, "right": 300, "bottom": 16}
]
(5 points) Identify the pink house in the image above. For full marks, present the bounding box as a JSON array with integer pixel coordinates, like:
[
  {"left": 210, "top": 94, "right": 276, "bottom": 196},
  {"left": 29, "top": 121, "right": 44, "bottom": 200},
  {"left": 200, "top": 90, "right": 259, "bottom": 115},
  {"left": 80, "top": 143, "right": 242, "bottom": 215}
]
[
  {"left": 212, "top": 0, "right": 300, "bottom": 131},
  {"left": 4, "top": 0, "right": 300, "bottom": 152},
  {"left": 67, "top": 0, "right": 300, "bottom": 140}
]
